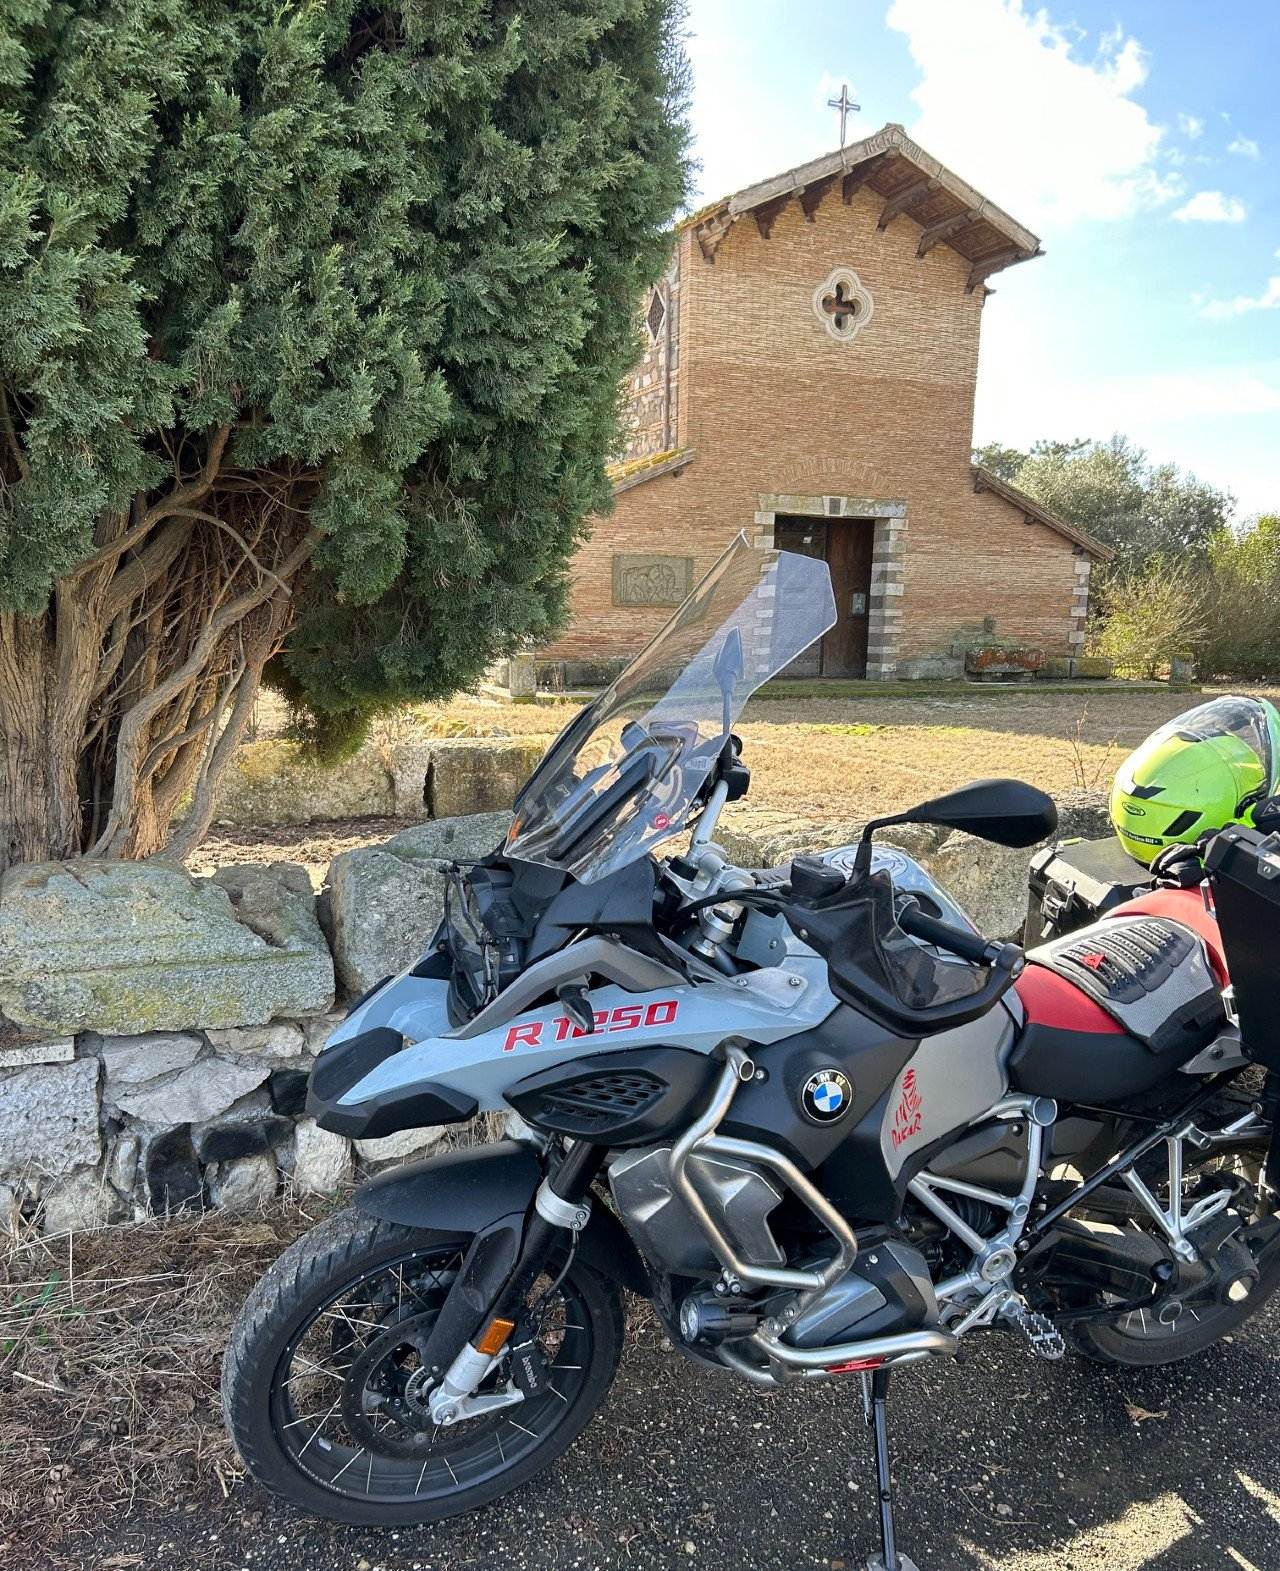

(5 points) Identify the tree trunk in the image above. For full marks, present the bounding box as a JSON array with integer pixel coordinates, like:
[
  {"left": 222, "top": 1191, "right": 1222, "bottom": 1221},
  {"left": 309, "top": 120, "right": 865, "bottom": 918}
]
[
  {"left": 0, "top": 613, "right": 85, "bottom": 865},
  {"left": 0, "top": 435, "right": 316, "bottom": 874}
]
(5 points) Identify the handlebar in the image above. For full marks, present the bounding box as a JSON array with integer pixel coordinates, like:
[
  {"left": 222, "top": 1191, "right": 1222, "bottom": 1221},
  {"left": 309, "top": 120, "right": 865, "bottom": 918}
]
[{"left": 895, "top": 900, "right": 1008, "bottom": 967}]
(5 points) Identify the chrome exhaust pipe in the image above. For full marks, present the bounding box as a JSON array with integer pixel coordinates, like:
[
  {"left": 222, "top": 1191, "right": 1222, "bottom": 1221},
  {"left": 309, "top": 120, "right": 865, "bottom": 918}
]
[{"left": 749, "top": 1324, "right": 957, "bottom": 1370}]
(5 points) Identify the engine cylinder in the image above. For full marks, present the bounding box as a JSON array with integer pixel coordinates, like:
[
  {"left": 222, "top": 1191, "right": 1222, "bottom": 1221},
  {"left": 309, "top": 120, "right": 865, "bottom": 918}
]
[{"left": 607, "top": 1144, "right": 785, "bottom": 1276}]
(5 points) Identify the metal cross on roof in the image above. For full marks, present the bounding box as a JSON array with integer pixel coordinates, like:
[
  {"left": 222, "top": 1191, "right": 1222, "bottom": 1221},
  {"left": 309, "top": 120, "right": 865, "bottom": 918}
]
[{"left": 826, "top": 83, "right": 860, "bottom": 147}]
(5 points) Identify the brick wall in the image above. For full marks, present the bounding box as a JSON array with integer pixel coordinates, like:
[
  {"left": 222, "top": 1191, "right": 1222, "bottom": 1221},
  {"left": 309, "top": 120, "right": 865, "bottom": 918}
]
[
  {"left": 544, "top": 180, "right": 1087, "bottom": 669},
  {"left": 617, "top": 250, "right": 682, "bottom": 464}
]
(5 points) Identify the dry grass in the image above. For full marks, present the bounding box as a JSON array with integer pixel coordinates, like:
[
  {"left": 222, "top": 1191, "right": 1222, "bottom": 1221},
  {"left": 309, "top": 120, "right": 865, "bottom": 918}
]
[
  {"left": 0, "top": 1202, "right": 324, "bottom": 1563},
  {"left": 220, "top": 684, "right": 1280, "bottom": 868},
  {"left": 362, "top": 686, "right": 1280, "bottom": 826}
]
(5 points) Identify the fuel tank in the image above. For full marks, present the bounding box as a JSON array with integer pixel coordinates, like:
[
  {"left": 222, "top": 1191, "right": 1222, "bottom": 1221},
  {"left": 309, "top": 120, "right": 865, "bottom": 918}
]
[{"left": 721, "top": 1001, "right": 1016, "bottom": 1224}]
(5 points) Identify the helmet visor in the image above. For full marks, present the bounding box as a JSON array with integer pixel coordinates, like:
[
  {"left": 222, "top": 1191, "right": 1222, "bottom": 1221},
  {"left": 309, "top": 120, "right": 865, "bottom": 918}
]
[{"left": 1154, "top": 696, "right": 1279, "bottom": 807}]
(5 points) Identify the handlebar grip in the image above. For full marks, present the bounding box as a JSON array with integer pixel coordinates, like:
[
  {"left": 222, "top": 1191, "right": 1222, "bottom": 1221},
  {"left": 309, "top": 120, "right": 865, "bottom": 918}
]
[{"left": 896, "top": 902, "right": 999, "bottom": 966}]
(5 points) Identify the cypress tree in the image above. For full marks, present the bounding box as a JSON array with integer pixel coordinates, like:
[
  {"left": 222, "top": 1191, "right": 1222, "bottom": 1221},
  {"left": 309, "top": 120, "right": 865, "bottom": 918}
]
[{"left": 0, "top": 0, "right": 688, "bottom": 865}]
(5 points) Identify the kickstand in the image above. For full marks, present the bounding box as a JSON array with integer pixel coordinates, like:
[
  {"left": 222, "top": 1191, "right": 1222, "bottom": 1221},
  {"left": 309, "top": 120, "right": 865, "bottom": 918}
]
[{"left": 861, "top": 1367, "right": 920, "bottom": 1571}]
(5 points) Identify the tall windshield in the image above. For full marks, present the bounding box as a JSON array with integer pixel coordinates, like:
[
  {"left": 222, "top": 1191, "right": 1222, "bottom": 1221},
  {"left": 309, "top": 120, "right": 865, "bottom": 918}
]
[{"left": 506, "top": 535, "right": 837, "bottom": 882}]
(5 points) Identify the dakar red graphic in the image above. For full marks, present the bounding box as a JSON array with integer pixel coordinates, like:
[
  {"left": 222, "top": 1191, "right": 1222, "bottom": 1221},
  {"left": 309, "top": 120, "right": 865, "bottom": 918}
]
[{"left": 890, "top": 1067, "right": 924, "bottom": 1149}]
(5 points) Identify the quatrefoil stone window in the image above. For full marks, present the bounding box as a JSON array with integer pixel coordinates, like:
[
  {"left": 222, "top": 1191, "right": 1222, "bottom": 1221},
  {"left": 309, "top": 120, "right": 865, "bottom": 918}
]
[{"left": 813, "top": 266, "right": 873, "bottom": 342}]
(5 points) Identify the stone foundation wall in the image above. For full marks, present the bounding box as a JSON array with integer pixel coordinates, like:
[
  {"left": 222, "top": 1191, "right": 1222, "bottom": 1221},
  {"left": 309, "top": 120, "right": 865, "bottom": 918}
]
[
  {"left": 210, "top": 735, "right": 544, "bottom": 826},
  {"left": 0, "top": 795, "right": 1108, "bottom": 1237}
]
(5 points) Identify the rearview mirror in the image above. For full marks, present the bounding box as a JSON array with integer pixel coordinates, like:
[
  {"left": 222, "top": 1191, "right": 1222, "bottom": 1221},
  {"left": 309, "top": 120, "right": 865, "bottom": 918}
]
[
  {"left": 900, "top": 778, "right": 1058, "bottom": 848},
  {"left": 712, "top": 626, "right": 745, "bottom": 734}
]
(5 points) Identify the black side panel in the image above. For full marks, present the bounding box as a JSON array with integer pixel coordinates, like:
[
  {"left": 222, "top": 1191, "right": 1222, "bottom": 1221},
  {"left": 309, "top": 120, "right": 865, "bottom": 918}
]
[
  {"left": 723, "top": 1005, "right": 916, "bottom": 1176},
  {"left": 925, "top": 1120, "right": 1029, "bottom": 1187},
  {"left": 527, "top": 857, "right": 658, "bottom": 963},
  {"left": 505, "top": 1046, "right": 719, "bottom": 1146}
]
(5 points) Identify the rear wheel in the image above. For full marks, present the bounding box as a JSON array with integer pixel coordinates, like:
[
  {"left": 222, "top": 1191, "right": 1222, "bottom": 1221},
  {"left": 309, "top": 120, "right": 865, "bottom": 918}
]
[
  {"left": 223, "top": 1207, "right": 624, "bottom": 1526},
  {"left": 1067, "top": 1124, "right": 1280, "bottom": 1368}
]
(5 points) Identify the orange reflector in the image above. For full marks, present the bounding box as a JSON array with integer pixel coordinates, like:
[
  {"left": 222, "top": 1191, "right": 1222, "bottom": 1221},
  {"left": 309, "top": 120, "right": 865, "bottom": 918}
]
[{"left": 474, "top": 1317, "right": 517, "bottom": 1357}]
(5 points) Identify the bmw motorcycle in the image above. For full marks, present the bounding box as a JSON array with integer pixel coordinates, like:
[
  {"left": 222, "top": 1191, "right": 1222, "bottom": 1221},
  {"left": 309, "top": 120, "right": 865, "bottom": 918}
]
[{"left": 224, "top": 538, "right": 1280, "bottom": 1571}]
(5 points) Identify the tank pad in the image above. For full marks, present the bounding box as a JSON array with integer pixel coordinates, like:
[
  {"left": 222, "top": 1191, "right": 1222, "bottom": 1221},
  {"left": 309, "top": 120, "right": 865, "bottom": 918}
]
[{"left": 1026, "top": 916, "right": 1223, "bottom": 1056}]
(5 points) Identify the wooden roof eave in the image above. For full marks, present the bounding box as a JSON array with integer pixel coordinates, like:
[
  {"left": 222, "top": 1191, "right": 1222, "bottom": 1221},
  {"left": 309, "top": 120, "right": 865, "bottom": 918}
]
[
  {"left": 610, "top": 448, "right": 696, "bottom": 495},
  {"left": 971, "top": 466, "right": 1114, "bottom": 561},
  {"left": 684, "top": 123, "right": 1042, "bottom": 276}
]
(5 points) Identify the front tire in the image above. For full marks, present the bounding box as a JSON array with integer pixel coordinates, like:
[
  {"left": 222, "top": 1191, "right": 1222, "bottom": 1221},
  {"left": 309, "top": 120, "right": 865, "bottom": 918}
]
[{"left": 222, "top": 1206, "right": 624, "bottom": 1526}]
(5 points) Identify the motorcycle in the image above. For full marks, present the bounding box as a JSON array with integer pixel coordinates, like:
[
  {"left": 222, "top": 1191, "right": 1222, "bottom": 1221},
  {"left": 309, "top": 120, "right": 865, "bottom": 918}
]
[{"left": 224, "top": 537, "right": 1280, "bottom": 1571}]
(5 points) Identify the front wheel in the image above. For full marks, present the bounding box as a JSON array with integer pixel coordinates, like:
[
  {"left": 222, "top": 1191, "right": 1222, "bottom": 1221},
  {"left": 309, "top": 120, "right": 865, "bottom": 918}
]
[{"left": 222, "top": 1207, "right": 624, "bottom": 1526}]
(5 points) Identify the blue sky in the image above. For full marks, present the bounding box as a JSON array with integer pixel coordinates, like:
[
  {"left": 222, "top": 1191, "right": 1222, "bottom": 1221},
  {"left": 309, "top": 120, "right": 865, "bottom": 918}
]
[{"left": 681, "top": 0, "right": 1280, "bottom": 519}]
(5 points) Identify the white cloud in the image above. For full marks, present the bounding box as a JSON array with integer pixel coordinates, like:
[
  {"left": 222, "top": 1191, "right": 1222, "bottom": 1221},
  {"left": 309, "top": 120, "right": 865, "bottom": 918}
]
[
  {"left": 1178, "top": 113, "right": 1204, "bottom": 140},
  {"left": 885, "top": 0, "right": 1177, "bottom": 228},
  {"left": 1173, "top": 190, "right": 1248, "bottom": 223},
  {"left": 1228, "top": 134, "right": 1261, "bottom": 160},
  {"left": 1199, "top": 277, "right": 1280, "bottom": 320}
]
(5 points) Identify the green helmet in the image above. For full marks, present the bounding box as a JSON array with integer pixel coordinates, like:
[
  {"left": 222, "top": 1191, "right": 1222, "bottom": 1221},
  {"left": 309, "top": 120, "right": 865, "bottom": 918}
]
[{"left": 1110, "top": 695, "right": 1280, "bottom": 864}]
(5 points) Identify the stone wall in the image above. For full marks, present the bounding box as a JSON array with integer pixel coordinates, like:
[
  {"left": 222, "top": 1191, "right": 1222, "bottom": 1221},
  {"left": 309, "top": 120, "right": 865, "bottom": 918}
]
[
  {"left": 0, "top": 821, "right": 509, "bottom": 1236},
  {"left": 211, "top": 735, "right": 544, "bottom": 826},
  {"left": 0, "top": 794, "right": 1109, "bottom": 1236}
]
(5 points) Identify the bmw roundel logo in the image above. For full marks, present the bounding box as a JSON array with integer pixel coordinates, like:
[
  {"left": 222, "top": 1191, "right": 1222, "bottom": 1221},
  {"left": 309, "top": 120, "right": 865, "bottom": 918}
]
[{"left": 801, "top": 1068, "right": 852, "bottom": 1124}]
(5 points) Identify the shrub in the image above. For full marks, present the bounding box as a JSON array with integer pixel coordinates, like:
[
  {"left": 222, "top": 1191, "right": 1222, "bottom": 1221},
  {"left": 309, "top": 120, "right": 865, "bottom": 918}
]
[
  {"left": 1199, "top": 515, "right": 1280, "bottom": 680},
  {"left": 1092, "top": 556, "right": 1209, "bottom": 679}
]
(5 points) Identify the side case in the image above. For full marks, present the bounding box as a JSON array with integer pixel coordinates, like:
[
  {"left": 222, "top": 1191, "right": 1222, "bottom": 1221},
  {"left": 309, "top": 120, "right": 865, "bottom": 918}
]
[
  {"left": 1206, "top": 826, "right": 1280, "bottom": 1070},
  {"left": 1025, "top": 837, "right": 1153, "bottom": 945}
]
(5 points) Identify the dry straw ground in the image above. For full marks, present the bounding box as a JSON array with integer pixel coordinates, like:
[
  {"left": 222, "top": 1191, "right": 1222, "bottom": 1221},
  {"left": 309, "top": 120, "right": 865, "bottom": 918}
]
[
  {"left": 0, "top": 1204, "right": 319, "bottom": 1565},
  {"left": 192, "top": 684, "right": 1280, "bottom": 874}
]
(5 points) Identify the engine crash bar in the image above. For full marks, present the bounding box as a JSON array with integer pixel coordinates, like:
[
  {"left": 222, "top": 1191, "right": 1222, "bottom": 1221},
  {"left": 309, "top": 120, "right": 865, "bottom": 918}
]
[{"left": 668, "top": 1044, "right": 957, "bottom": 1377}]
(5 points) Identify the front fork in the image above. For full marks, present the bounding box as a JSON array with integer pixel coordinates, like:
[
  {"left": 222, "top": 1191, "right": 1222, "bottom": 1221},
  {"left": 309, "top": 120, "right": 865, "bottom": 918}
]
[{"left": 427, "top": 1140, "right": 604, "bottom": 1425}]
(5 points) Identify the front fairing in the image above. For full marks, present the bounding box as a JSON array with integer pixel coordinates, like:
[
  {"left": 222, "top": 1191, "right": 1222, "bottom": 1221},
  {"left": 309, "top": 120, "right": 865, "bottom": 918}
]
[{"left": 315, "top": 949, "right": 837, "bottom": 1127}]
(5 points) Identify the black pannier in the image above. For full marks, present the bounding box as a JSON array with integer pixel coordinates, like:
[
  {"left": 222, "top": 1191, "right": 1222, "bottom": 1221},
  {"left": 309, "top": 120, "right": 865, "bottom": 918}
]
[
  {"left": 1205, "top": 826, "right": 1280, "bottom": 1073},
  {"left": 1025, "top": 836, "right": 1154, "bottom": 946}
]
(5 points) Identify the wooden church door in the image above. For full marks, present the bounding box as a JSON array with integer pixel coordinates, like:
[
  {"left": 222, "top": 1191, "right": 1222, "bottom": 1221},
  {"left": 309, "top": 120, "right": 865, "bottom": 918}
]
[
  {"left": 774, "top": 517, "right": 874, "bottom": 677},
  {"left": 823, "top": 521, "right": 874, "bottom": 677}
]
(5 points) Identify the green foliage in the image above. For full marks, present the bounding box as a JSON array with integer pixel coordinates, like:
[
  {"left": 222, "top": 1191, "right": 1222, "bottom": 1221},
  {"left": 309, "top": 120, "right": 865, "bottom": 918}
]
[
  {"left": 973, "top": 435, "right": 1233, "bottom": 574},
  {"left": 1, "top": 0, "right": 689, "bottom": 741},
  {"left": 1200, "top": 515, "right": 1280, "bottom": 679},
  {"left": 1092, "top": 555, "right": 1209, "bottom": 679}
]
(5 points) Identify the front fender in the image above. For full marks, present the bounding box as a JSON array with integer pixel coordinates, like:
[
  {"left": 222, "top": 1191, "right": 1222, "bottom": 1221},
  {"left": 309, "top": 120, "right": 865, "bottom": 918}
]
[{"left": 353, "top": 1139, "right": 650, "bottom": 1298}]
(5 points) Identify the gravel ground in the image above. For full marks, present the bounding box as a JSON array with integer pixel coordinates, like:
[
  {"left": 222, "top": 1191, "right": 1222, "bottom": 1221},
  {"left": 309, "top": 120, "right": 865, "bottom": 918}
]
[{"left": 79, "top": 1295, "right": 1279, "bottom": 1571}]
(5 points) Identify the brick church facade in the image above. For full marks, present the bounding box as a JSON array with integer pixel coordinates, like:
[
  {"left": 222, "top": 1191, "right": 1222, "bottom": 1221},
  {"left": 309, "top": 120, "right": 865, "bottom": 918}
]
[{"left": 541, "top": 122, "right": 1109, "bottom": 683}]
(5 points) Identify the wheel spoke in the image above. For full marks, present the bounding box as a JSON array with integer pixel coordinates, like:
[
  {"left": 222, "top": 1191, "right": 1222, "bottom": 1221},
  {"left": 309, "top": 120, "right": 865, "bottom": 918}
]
[
  {"left": 298, "top": 1395, "right": 343, "bottom": 1455},
  {"left": 331, "top": 1447, "right": 366, "bottom": 1483},
  {"left": 271, "top": 1244, "right": 598, "bottom": 1506}
]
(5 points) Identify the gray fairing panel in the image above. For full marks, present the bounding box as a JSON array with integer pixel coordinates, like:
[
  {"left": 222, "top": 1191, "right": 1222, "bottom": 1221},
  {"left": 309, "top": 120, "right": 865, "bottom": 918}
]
[{"left": 322, "top": 942, "right": 840, "bottom": 1116}]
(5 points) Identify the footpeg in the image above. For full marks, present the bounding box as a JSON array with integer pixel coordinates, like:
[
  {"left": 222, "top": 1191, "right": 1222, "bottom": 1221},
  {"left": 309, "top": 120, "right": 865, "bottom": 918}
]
[{"left": 1006, "top": 1300, "right": 1065, "bottom": 1360}]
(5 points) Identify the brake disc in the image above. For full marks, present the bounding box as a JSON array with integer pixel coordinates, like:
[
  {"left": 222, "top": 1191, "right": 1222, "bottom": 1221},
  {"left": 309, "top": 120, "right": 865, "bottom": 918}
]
[{"left": 340, "top": 1311, "right": 441, "bottom": 1456}]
